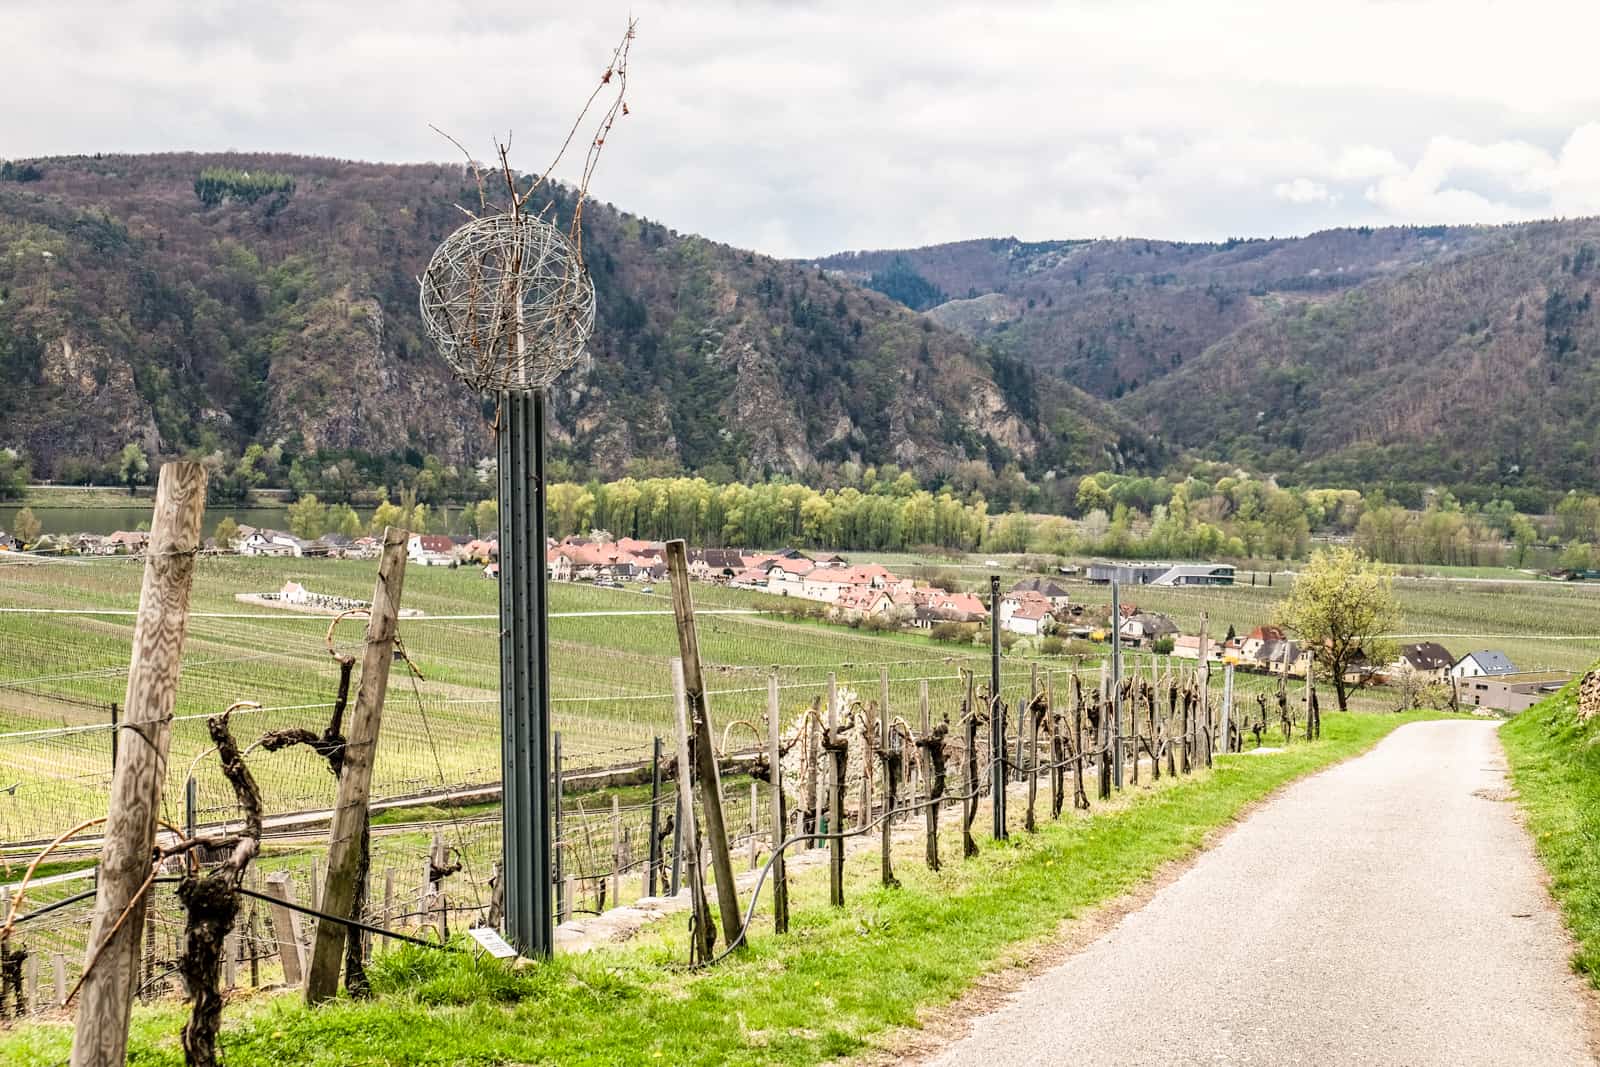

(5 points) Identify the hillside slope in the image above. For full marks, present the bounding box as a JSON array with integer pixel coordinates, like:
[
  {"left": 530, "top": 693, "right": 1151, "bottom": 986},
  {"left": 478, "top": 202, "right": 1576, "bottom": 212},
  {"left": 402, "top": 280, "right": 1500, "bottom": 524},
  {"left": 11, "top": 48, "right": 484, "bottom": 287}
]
[
  {"left": 0, "top": 154, "right": 1144, "bottom": 483},
  {"left": 812, "top": 228, "right": 1490, "bottom": 399},
  {"left": 1121, "top": 219, "right": 1600, "bottom": 491},
  {"left": 816, "top": 221, "right": 1600, "bottom": 493}
]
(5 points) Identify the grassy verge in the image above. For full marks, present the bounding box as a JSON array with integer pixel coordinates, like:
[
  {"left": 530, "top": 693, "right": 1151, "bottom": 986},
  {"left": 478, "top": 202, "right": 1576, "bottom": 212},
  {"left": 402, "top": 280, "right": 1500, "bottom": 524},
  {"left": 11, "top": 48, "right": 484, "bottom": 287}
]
[
  {"left": 0, "top": 711, "right": 1438, "bottom": 1066},
  {"left": 1500, "top": 672, "right": 1600, "bottom": 983}
]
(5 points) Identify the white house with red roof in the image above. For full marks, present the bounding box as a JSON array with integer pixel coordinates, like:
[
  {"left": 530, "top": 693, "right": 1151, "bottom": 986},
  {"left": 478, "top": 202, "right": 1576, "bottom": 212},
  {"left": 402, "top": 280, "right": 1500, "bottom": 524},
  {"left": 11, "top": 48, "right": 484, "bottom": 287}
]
[
  {"left": 999, "top": 589, "right": 1055, "bottom": 635},
  {"left": 408, "top": 533, "right": 458, "bottom": 566}
]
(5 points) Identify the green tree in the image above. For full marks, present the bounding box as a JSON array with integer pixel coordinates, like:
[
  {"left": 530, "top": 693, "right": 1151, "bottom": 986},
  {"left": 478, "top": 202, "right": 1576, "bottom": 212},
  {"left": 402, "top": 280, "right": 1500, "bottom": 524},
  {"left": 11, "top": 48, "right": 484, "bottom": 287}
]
[
  {"left": 370, "top": 499, "right": 403, "bottom": 535},
  {"left": 0, "top": 448, "right": 29, "bottom": 500},
  {"left": 119, "top": 443, "right": 149, "bottom": 496},
  {"left": 1560, "top": 540, "right": 1594, "bottom": 573},
  {"left": 1075, "top": 476, "right": 1113, "bottom": 516},
  {"left": 213, "top": 515, "right": 240, "bottom": 549},
  {"left": 12, "top": 506, "right": 41, "bottom": 545},
  {"left": 1274, "top": 547, "right": 1400, "bottom": 712},
  {"left": 287, "top": 493, "right": 329, "bottom": 539},
  {"left": 1510, "top": 516, "right": 1538, "bottom": 568},
  {"left": 474, "top": 499, "right": 499, "bottom": 538},
  {"left": 328, "top": 503, "right": 362, "bottom": 539}
]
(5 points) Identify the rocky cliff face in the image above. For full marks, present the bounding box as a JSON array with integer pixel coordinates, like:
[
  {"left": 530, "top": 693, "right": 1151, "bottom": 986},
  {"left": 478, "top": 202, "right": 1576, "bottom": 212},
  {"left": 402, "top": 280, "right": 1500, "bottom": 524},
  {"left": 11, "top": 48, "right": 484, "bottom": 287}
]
[{"left": 0, "top": 153, "right": 1134, "bottom": 482}]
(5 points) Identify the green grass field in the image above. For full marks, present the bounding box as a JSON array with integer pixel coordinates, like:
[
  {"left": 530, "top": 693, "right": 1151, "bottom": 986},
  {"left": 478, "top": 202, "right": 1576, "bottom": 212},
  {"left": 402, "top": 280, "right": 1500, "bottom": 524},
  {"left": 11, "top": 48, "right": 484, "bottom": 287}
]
[
  {"left": 4, "top": 552, "right": 1598, "bottom": 847},
  {"left": 0, "top": 556, "right": 1028, "bottom": 847},
  {"left": 0, "top": 710, "right": 1445, "bottom": 1067}
]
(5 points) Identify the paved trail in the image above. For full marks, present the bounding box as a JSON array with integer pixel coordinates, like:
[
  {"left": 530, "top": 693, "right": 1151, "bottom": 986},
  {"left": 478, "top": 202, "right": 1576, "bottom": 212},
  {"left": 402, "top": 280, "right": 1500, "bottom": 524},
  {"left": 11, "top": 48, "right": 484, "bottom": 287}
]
[{"left": 926, "top": 721, "right": 1595, "bottom": 1066}]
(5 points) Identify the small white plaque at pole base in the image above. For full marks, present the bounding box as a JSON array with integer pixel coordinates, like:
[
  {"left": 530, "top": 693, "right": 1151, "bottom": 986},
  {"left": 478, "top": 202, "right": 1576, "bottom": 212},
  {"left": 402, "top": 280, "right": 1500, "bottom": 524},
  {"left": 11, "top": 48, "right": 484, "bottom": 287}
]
[{"left": 469, "top": 927, "right": 519, "bottom": 959}]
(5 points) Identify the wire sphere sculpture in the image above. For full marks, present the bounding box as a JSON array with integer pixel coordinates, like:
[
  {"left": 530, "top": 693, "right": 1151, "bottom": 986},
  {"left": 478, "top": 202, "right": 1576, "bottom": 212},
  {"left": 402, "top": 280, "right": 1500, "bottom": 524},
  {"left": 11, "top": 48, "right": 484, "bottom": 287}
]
[{"left": 419, "top": 212, "right": 596, "bottom": 393}]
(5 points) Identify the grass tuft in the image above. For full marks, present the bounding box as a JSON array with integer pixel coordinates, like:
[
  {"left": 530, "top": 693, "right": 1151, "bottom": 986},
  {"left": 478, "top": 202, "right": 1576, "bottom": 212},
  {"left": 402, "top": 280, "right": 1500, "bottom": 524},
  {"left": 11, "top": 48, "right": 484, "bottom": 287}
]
[{"left": 1500, "top": 670, "right": 1600, "bottom": 983}]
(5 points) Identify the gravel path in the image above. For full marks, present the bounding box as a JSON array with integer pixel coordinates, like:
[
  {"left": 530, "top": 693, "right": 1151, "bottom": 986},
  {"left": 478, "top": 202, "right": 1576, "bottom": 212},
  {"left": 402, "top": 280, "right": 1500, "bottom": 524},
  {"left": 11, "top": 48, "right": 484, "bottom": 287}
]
[{"left": 925, "top": 720, "right": 1595, "bottom": 1067}]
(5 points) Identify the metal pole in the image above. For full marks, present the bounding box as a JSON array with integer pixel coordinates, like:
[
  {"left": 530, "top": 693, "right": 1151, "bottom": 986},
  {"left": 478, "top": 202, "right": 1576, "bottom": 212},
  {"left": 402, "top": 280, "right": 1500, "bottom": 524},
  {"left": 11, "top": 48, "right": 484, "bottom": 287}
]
[
  {"left": 1111, "top": 579, "right": 1123, "bottom": 789},
  {"left": 183, "top": 776, "right": 197, "bottom": 843},
  {"left": 990, "top": 574, "right": 1006, "bottom": 840},
  {"left": 1220, "top": 664, "right": 1234, "bottom": 755},
  {"left": 648, "top": 736, "right": 662, "bottom": 898},
  {"left": 553, "top": 731, "right": 564, "bottom": 917},
  {"left": 499, "top": 388, "right": 554, "bottom": 958},
  {"left": 109, "top": 703, "right": 118, "bottom": 770}
]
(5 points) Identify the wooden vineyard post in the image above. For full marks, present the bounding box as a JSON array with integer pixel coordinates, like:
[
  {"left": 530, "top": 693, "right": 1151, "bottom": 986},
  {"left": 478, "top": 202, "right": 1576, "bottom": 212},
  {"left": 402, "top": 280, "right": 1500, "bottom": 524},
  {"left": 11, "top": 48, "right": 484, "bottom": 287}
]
[
  {"left": 1072, "top": 673, "right": 1088, "bottom": 810},
  {"left": 553, "top": 732, "right": 564, "bottom": 919},
  {"left": 880, "top": 666, "right": 893, "bottom": 821},
  {"left": 989, "top": 576, "right": 1007, "bottom": 839},
  {"left": 962, "top": 670, "right": 979, "bottom": 858},
  {"left": 671, "top": 658, "right": 716, "bottom": 961},
  {"left": 805, "top": 699, "right": 821, "bottom": 849},
  {"left": 305, "top": 528, "right": 407, "bottom": 1004},
  {"left": 1097, "top": 662, "right": 1112, "bottom": 800},
  {"left": 1047, "top": 672, "right": 1063, "bottom": 817},
  {"left": 1024, "top": 664, "right": 1039, "bottom": 833},
  {"left": 919, "top": 680, "right": 941, "bottom": 870},
  {"left": 1303, "top": 671, "right": 1313, "bottom": 742},
  {"left": 747, "top": 782, "right": 759, "bottom": 870},
  {"left": 766, "top": 672, "right": 789, "bottom": 933},
  {"left": 610, "top": 796, "right": 623, "bottom": 907},
  {"left": 1197, "top": 612, "right": 1211, "bottom": 768},
  {"left": 70, "top": 461, "right": 206, "bottom": 1067},
  {"left": 879, "top": 670, "right": 898, "bottom": 888},
  {"left": 264, "top": 872, "right": 305, "bottom": 988},
  {"left": 826, "top": 672, "right": 846, "bottom": 906},
  {"left": 1220, "top": 664, "right": 1235, "bottom": 755},
  {"left": 1110, "top": 580, "right": 1123, "bottom": 790},
  {"left": 648, "top": 736, "right": 663, "bottom": 898},
  {"left": 664, "top": 541, "right": 743, "bottom": 953}
]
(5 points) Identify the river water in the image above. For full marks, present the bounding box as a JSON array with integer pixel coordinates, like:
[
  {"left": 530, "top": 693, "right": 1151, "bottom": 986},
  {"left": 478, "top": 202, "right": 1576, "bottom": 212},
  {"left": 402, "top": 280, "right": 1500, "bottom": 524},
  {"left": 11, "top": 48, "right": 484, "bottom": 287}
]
[{"left": 0, "top": 505, "right": 300, "bottom": 537}]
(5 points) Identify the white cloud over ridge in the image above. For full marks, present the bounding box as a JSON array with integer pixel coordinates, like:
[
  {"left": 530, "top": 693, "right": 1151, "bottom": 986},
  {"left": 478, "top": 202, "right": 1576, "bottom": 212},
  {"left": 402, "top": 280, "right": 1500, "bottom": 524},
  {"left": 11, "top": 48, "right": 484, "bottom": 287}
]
[{"left": 5, "top": 1, "right": 1600, "bottom": 257}]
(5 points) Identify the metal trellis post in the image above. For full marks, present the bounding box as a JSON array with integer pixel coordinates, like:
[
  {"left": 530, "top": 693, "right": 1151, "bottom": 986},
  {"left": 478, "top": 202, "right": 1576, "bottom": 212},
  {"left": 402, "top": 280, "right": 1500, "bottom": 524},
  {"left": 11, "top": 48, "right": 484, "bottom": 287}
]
[
  {"left": 499, "top": 388, "right": 555, "bottom": 958},
  {"left": 1111, "top": 579, "right": 1123, "bottom": 789},
  {"left": 990, "top": 574, "right": 1007, "bottom": 840}
]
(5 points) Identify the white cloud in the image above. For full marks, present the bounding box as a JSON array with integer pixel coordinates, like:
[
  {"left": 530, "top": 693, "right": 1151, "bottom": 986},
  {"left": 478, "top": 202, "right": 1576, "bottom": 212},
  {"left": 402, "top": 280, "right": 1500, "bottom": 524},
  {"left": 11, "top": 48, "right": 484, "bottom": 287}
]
[
  {"left": 6, "top": 1, "right": 1600, "bottom": 254},
  {"left": 1274, "top": 179, "right": 1333, "bottom": 205}
]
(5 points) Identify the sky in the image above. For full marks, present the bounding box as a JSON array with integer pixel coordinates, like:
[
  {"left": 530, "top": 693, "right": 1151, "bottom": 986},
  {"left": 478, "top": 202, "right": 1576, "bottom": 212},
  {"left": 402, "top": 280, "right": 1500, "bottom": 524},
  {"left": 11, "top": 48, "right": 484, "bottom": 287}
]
[{"left": 8, "top": 0, "right": 1600, "bottom": 258}]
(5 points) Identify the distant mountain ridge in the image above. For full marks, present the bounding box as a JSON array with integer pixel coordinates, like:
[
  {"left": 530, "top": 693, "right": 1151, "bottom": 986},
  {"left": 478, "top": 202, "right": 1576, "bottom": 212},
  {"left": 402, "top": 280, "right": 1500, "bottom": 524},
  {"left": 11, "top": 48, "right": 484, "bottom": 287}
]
[
  {"left": 0, "top": 153, "right": 1147, "bottom": 487},
  {"left": 813, "top": 221, "right": 1600, "bottom": 494}
]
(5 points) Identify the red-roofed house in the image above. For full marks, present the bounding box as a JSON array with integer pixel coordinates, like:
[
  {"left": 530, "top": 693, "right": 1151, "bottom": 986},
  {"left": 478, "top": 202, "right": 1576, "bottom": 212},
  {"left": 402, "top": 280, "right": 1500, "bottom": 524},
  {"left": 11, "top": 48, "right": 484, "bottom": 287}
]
[
  {"left": 1002, "top": 599, "right": 1053, "bottom": 636},
  {"left": 833, "top": 586, "right": 893, "bottom": 620},
  {"left": 408, "top": 534, "right": 457, "bottom": 566}
]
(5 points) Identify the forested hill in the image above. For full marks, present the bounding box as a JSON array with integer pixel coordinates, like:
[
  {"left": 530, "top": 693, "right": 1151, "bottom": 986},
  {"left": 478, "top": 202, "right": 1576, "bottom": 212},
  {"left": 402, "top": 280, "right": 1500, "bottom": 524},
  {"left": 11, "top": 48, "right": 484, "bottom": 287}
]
[
  {"left": 0, "top": 153, "right": 1152, "bottom": 488},
  {"left": 814, "top": 220, "right": 1600, "bottom": 495}
]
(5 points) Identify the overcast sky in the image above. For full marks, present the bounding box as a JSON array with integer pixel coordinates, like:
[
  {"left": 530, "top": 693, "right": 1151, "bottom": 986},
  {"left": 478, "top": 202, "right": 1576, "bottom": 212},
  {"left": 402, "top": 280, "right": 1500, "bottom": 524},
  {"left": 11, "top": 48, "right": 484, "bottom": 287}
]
[{"left": 9, "top": 1, "right": 1600, "bottom": 258}]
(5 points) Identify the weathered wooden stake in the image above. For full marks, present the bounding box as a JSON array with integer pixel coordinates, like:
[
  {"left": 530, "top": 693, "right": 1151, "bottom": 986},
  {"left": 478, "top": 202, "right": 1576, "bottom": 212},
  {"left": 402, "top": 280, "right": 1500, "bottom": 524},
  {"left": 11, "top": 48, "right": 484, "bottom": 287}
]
[
  {"left": 306, "top": 527, "right": 407, "bottom": 1004},
  {"left": 665, "top": 541, "right": 744, "bottom": 952},
  {"left": 670, "top": 660, "right": 714, "bottom": 960},
  {"left": 610, "top": 795, "right": 623, "bottom": 908},
  {"left": 263, "top": 872, "right": 305, "bottom": 988},
  {"left": 747, "top": 781, "right": 759, "bottom": 871},
  {"left": 1220, "top": 664, "right": 1235, "bottom": 755},
  {"left": 1197, "top": 612, "right": 1211, "bottom": 768},
  {"left": 826, "top": 672, "right": 846, "bottom": 906},
  {"left": 1025, "top": 664, "right": 1039, "bottom": 831},
  {"left": 767, "top": 671, "right": 789, "bottom": 933},
  {"left": 920, "top": 680, "right": 940, "bottom": 870},
  {"left": 71, "top": 461, "right": 206, "bottom": 1067},
  {"left": 962, "top": 671, "right": 979, "bottom": 857},
  {"left": 805, "top": 700, "right": 821, "bottom": 848},
  {"left": 648, "top": 736, "right": 663, "bottom": 898},
  {"left": 1073, "top": 673, "right": 1088, "bottom": 810},
  {"left": 879, "top": 671, "right": 897, "bottom": 887}
]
